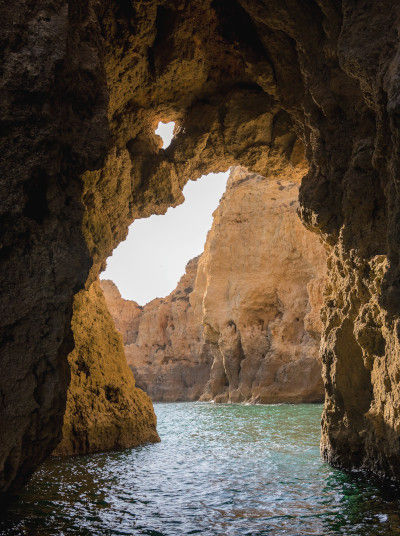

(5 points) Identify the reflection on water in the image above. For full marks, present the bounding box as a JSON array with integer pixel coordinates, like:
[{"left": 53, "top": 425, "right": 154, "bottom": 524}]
[{"left": 1, "top": 403, "right": 400, "bottom": 535}]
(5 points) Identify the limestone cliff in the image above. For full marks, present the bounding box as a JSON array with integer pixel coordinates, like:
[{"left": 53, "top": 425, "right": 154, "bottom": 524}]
[
  {"left": 102, "top": 258, "right": 211, "bottom": 402},
  {"left": 2, "top": 0, "right": 400, "bottom": 491},
  {"left": 104, "top": 168, "right": 326, "bottom": 404},
  {"left": 54, "top": 280, "right": 159, "bottom": 456},
  {"left": 100, "top": 279, "right": 144, "bottom": 347},
  {"left": 198, "top": 168, "right": 326, "bottom": 403}
]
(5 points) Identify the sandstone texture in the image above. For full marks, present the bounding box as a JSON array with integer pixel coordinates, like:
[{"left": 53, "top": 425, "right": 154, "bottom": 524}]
[
  {"left": 55, "top": 280, "right": 159, "bottom": 456},
  {"left": 104, "top": 168, "right": 326, "bottom": 404},
  {"left": 2, "top": 0, "right": 400, "bottom": 491},
  {"left": 102, "top": 258, "right": 211, "bottom": 402}
]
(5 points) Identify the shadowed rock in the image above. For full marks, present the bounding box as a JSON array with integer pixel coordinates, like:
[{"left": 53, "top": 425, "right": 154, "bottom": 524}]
[{"left": 54, "top": 280, "right": 159, "bottom": 456}]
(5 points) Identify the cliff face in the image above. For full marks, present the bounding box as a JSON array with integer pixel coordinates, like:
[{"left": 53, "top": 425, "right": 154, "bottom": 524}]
[
  {"left": 198, "top": 168, "right": 326, "bottom": 403},
  {"left": 100, "top": 279, "right": 144, "bottom": 347},
  {"left": 2, "top": 0, "right": 400, "bottom": 491},
  {"left": 102, "top": 258, "right": 212, "bottom": 402},
  {"left": 104, "top": 168, "right": 326, "bottom": 404},
  {"left": 54, "top": 280, "right": 159, "bottom": 456}
]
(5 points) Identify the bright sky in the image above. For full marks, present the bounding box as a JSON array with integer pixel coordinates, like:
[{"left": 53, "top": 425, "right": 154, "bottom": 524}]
[{"left": 102, "top": 122, "right": 229, "bottom": 305}]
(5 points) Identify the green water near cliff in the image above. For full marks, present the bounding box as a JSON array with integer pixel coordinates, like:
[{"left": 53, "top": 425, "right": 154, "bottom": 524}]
[{"left": 1, "top": 403, "right": 400, "bottom": 535}]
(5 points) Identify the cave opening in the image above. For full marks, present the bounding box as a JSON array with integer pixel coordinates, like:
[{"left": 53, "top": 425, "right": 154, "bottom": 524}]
[
  {"left": 102, "top": 169, "right": 229, "bottom": 304},
  {"left": 3, "top": 161, "right": 393, "bottom": 535},
  {"left": 101, "top": 166, "right": 326, "bottom": 406}
]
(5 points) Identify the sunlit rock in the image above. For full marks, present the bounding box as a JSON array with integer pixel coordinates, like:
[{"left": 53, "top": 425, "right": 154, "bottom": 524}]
[
  {"left": 198, "top": 167, "right": 326, "bottom": 403},
  {"left": 102, "top": 258, "right": 211, "bottom": 402},
  {"left": 103, "top": 168, "right": 326, "bottom": 404},
  {"left": 54, "top": 280, "right": 159, "bottom": 456}
]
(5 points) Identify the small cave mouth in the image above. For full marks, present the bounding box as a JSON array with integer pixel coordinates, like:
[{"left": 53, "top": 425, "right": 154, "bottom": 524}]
[{"left": 155, "top": 121, "right": 176, "bottom": 149}]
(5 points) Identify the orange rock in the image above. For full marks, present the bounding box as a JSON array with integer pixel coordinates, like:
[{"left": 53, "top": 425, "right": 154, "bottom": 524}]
[
  {"left": 102, "top": 257, "right": 211, "bottom": 401},
  {"left": 198, "top": 167, "right": 326, "bottom": 403}
]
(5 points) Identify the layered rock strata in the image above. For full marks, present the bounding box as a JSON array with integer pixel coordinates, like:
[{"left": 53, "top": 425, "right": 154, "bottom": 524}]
[
  {"left": 2, "top": 0, "right": 400, "bottom": 490},
  {"left": 102, "top": 258, "right": 211, "bottom": 402},
  {"left": 103, "top": 168, "right": 326, "bottom": 404},
  {"left": 54, "top": 280, "right": 159, "bottom": 456}
]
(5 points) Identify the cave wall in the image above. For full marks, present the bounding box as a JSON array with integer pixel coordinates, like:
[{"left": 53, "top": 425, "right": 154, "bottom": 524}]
[
  {"left": 0, "top": 0, "right": 109, "bottom": 492},
  {"left": 1, "top": 0, "right": 400, "bottom": 491}
]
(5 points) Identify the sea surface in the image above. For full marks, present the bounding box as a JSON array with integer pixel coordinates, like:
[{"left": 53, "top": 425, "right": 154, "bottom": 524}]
[{"left": 1, "top": 403, "right": 400, "bottom": 536}]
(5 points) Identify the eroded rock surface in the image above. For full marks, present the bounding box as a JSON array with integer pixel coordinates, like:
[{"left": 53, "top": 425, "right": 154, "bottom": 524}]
[
  {"left": 2, "top": 0, "right": 400, "bottom": 490},
  {"left": 55, "top": 280, "right": 159, "bottom": 456},
  {"left": 102, "top": 258, "right": 211, "bottom": 401},
  {"left": 104, "top": 168, "right": 326, "bottom": 404}
]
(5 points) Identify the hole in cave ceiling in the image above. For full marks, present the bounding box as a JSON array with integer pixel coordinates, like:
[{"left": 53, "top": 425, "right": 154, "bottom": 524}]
[{"left": 155, "top": 121, "right": 175, "bottom": 149}]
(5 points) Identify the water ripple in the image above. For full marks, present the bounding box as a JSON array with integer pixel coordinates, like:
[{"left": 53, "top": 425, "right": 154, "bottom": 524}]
[{"left": 1, "top": 403, "right": 400, "bottom": 535}]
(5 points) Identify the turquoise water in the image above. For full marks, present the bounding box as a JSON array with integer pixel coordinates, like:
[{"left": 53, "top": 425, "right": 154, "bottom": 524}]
[{"left": 1, "top": 403, "right": 400, "bottom": 535}]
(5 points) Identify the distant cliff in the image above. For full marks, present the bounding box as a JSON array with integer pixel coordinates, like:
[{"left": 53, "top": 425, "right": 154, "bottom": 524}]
[
  {"left": 102, "top": 258, "right": 211, "bottom": 402},
  {"left": 102, "top": 168, "right": 326, "bottom": 403},
  {"left": 196, "top": 167, "right": 326, "bottom": 403}
]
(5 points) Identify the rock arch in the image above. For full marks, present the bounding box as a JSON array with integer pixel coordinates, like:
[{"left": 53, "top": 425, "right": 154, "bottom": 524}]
[{"left": 1, "top": 0, "right": 400, "bottom": 491}]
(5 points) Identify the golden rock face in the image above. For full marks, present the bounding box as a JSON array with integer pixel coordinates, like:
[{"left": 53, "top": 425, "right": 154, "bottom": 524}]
[
  {"left": 197, "top": 167, "right": 326, "bottom": 404},
  {"left": 1, "top": 0, "right": 400, "bottom": 492},
  {"left": 54, "top": 280, "right": 159, "bottom": 456}
]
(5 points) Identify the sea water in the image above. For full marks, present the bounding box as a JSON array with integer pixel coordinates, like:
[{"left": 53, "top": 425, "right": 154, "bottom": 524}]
[{"left": 1, "top": 403, "right": 400, "bottom": 535}]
